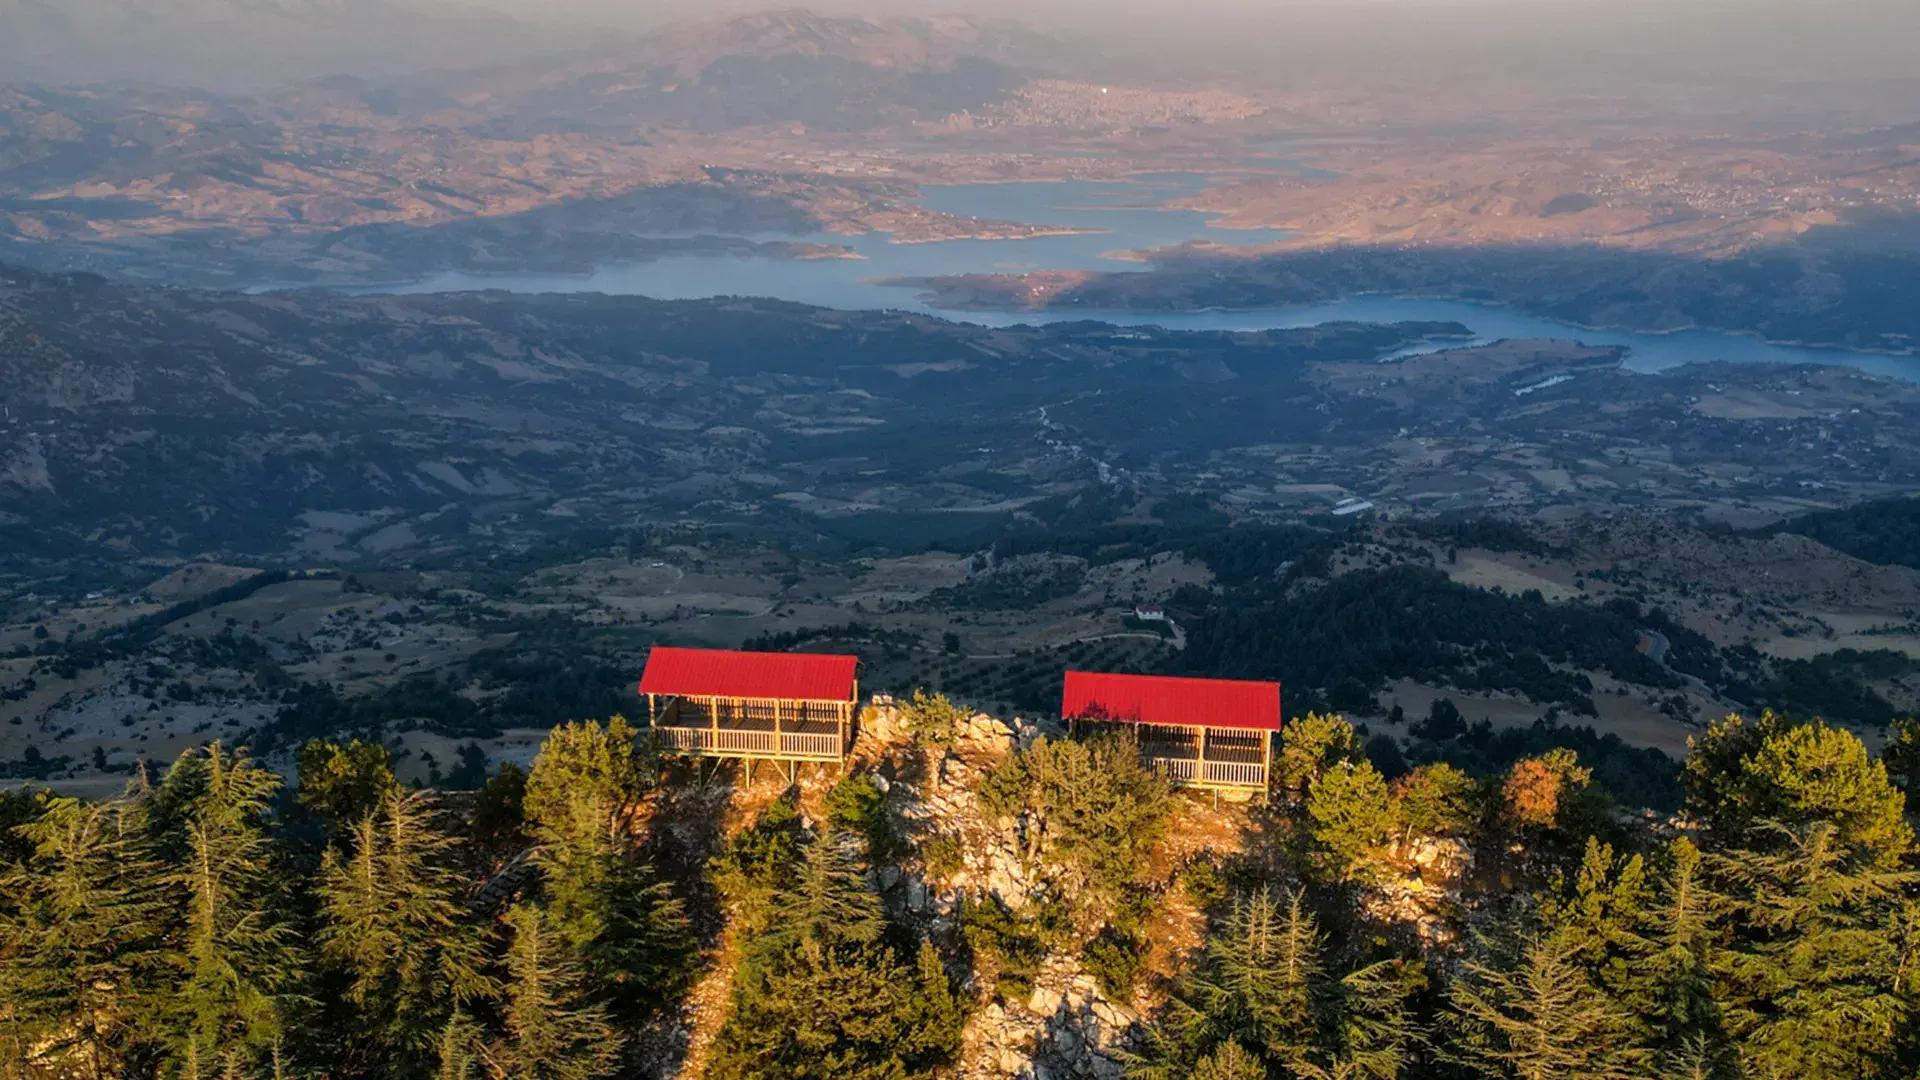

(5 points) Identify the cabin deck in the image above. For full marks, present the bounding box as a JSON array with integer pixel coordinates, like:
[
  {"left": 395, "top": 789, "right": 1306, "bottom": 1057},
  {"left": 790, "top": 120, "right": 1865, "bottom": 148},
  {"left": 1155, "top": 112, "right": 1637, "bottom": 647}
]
[
  {"left": 648, "top": 694, "right": 854, "bottom": 763},
  {"left": 1085, "top": 721, "right": 1272, "bottom": 792}
]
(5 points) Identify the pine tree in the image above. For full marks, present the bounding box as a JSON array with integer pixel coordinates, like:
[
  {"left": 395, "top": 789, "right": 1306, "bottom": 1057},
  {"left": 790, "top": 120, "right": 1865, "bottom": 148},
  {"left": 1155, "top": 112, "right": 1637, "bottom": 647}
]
[
  {"left": 1275, "top": 713, "right": 1362, "bottom": 804},
  {"left": 707, "top": 832, "right": 960, "bottom": 1080},
  {"left": 1538, "top": 837, "right": 1654, "bottom": 1032},
  {"left": 0, "top": 789, "right": 170, "bottom": 1077},
  {"left": 1636, "top": 839, "right": 1725, "bottom": 1066},
  {"left": 432, "top": 1009, "right": 482, "bottom": 1080},
  {"left": 1707, "top": 820, "right": 1916, "bottom": 1078},
  {"left": 317, "top": 790, "right": 494, "bottom": 1073},
  {"left": 153, "top": 742, "right": 302, "bottom": 1078},
  {"left": 296, "top": 739, "right": 399, "bottom": 838},
  {"left": 491, "top": 904, "right": 622, "bottom": 1080},
  {"left": 1686, "top": 713, "right": 1911, "bottom": 867},
  {"left": 1445, "top": 928, "right": 1649, "bottom": 1080},
  {"left": 1307, "top": 760, "right": 1395, "bottom": 883},
  {"left": 523, "top": 717, "right": 692, "bottom": 1017},
  {"left": 522, "top": 716, "right": 652, "bottom": 847},
  {"left": 977, "top": 733, "right": 1170, "bottom": 911},
  {"left": 1188, "top": 1040, "right": 1266, "bottom": 1080},
  {"left": 1389, "top": 762, "right": 1478, "bottom": 841},
  {"left": 1132, "top": 887, "right": 1416, "bottom": 1078}
]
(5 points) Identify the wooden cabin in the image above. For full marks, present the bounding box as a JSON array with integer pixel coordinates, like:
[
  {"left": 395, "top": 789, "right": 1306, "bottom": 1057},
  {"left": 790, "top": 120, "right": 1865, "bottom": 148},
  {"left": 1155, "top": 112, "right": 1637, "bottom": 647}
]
[
  {"left": 1062, "top": 670, "right": 1281, "bottom": 794},
  {"left": 639, "top": 646, "right": 859, "bottom": 771}
]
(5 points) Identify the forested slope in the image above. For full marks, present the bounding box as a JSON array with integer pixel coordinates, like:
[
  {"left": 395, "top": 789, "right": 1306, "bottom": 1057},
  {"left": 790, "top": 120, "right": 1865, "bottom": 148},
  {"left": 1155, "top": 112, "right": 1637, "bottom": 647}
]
[{"left": 3, "top": 695, "right": 1918, "bottom": 1079}]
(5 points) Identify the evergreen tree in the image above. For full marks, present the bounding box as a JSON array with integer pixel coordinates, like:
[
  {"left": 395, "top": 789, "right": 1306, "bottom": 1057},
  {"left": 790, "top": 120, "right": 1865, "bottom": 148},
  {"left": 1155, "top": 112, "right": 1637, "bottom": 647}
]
[
  {"left": 296, "top": 739, "right": 399, "bottom": 839},
  {"left": 1538, "top": 838, "right": 1654, "bottom": 1027},
  {"left": 1275, "top": 713, "right": 1363, "bottom": 804},
  {"left": 317, "top": 790, "right": 494, "bottom": 1074},
  {"left": 1686, "top": 712, "right": 1912, "bottom": 866},
  {"left": 522, "top": 716, "right": 653, "bottom": 846},
  {"left": 1883, "top": 715, "right": 1920, "bottom": 797},
  {"left": 1133, "top": 887, "right": 1416, "bottom": 1079},
  {"left": 1188, "top": 1041, "right": 1265, "bottom": 1080},
  {"left": 1446, "top": 928, "right": 1649, "bottom": 1080},
  {"left": 1307, "top": 760, "right": 1395, "bottom": 883},
  {"left": 523, "top": 716, "right": 691, "bottom": 1016},
  {"left": 0, "top": 789, "right": 170, "bottom": 1077},
  {"left": 978, "top": 733, "right": 1170, "bottom": 912},
  {"left": 1389, "top": 762, "right": 1478, "bottom": 841},
  {"left": 707, "top": 832, "right": 962, "bottom": 1080},
  {"left": 431, "top": 1010, "right": 482, "bottom": 1080},
  {"left": 1637, "top": 839, "right": 1725, "bottom": 1068},
  {"left": 153, "top": 742, "right": 302, "bottom": 1078},
  {"left": 1706, "top": 820, "right": 1917, "bottom": 1078},
  {"left": 491, "top": 904, "right": 622, "bottom": 1080}
]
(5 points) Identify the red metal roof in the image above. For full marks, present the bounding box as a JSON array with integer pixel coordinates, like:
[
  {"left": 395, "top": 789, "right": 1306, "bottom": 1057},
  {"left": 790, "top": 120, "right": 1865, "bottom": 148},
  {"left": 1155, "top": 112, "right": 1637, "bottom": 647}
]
[
  {"left": 1062, "top": 670, "right": 1282, "bottom": 732},
  {"left": 638, "top": 646, "right": 858, "bottom": 702}
]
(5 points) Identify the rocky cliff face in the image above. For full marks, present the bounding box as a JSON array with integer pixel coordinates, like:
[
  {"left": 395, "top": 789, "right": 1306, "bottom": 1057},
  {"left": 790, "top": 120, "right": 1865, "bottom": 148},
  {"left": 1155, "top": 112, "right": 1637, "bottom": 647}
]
[{"left": 857, "top": 700, "right": 1141, "bottom": 1080}]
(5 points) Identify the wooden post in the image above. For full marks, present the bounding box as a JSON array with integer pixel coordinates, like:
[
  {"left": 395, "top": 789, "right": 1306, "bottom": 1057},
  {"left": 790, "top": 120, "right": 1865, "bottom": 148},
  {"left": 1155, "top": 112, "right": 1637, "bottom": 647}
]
[
  {"left": 1261, "top": 731, "right": 1273, "bottom": 805},
  {"left": 1197, "top": 724, "right": 1209, "bottom": 787}
]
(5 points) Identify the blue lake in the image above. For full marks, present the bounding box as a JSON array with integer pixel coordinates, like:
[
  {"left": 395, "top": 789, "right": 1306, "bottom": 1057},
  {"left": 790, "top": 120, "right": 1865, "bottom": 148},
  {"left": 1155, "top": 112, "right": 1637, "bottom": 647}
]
[{"left": 372, "top": 177, "right": 1918, "bottom": 383}]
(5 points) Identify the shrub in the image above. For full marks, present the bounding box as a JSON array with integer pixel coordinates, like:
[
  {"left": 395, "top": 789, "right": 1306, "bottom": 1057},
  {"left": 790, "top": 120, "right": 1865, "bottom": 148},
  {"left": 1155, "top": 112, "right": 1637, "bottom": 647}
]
[
  {"left": 824, "top": 774, "right": 902, "bottom": 861},
  {"left": 1083, "top": 926, "right": 1148, "bottom": 999},
  {"left": 959, "top": 897, "right": 1061, "bottom": 1000},
  {"left": 977, "top": 733, "right": 1170, "bottom": 912}
]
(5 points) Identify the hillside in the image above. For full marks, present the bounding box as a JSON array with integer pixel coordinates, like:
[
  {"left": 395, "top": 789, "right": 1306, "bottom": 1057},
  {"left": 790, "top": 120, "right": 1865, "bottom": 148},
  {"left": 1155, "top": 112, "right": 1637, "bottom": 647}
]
[
  {"left": 1769, "top": 495, "right": 1920, "bottom": 570},
  {"left": 1, "top": 691, "right": 1915, "bottom": 1077}
]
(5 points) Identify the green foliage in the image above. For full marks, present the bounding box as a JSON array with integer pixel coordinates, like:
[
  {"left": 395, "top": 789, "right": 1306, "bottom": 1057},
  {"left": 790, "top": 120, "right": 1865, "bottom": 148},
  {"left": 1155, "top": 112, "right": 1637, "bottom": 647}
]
[
  {"left": 1446, "top": 929, "right": 1650, "bottom": 1080},
  {"left": 919, "top": 831, "right": 964, "bottom": 881},
  {"left": 824, "top": 774, "right": 902, "bottom": 861},
  {"left": 317, "top": 790, "right": 494, "bottom": 1074},
  {"left": 1275, "top": 712, "right": 1362, "bottom": 804},
  {"left": 1083, "top": 925, "right": 1149, "bottom": 999},
  {"left": 469, "top": 762, "right": 527, "bottom": 856},
  {"left": 494, "top": 904, "right": 623, "bottom": 1080},
  {"left": 1768, "top": 495, "right": 1920, "bottom": 570},
  {"left": 1706, "top": 821, "right": 1918, "bottom": 1078},
  {"left": 1185, "top": 567, "right": 1681, "bottom": 715},
  {"left": 899, "top": 689, "right": 970, "bottom": 750},
  {"left": 1306, "top": 760, "right": 1396, "bottom": 883},
  {"left": 0, "top": 789, "right": 170, "bottom": 1075},
  {"left": 1686, "top": 712, "right": 1912, "bottom": 866},
  {"left": 959, "top": 896, "right": 1058, "bottom": 1000},
  {"left": 1390, "top": 762, "right": 1479, "bottom": 838},
  {"left": 524, "top": 716, "right": 691, "bottom": 1019},
  {"left": 710, "top": 796, "right": 806, "bottom": 936},
  {"left": 1131, "top": 887, "right": 1420, "bottom": 1080},
  {"left": 1180, "top": 856, "right": 1230, "bottom": 914},
  {"left": 523, "top": 715, "right": 654, "bottom": 848},
  {"left": 1885, "top": 714, "right": 1920, "bottom": 805},
  {"left": 709, "top": 832, "right": 962, "bottom": 1080},
  {"left": 155, "top": 742, "right": 302, "bottom": 1076},
  {"left": 296, "top": 738, "right": 399, "bottom": 835},
  {"left": 1188, "top": 1040, "right": 1266, "bottom": 1080},
  {"left": 979, "top": 733, "right": 1171, "bottom": 912}
]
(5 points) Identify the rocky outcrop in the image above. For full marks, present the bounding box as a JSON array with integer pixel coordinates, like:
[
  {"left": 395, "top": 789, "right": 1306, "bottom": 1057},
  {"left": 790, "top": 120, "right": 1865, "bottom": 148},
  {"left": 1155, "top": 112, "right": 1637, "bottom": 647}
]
[
  {"left": 859, "top": 701, "right": 1142, "bottom": 1078},
  {"left": 962, "top": 961, "right": 1141, "bottom": 1080},
  {"left": 1362, "top": 835, "right": 1474, "bottom": 948}
]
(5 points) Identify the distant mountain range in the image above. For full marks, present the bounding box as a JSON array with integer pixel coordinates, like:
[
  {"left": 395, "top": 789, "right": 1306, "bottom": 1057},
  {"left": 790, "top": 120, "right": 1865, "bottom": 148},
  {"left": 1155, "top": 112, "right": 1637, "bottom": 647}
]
[{"left": 413, "top": 10, "right": 1055, "bottom": 135}]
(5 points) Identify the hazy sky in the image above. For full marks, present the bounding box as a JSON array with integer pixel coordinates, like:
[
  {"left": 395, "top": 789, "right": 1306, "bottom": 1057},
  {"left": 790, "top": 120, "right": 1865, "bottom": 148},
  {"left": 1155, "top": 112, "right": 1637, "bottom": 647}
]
[{"left": 6, "top": 0, "right": 1919, "bottom": 102}]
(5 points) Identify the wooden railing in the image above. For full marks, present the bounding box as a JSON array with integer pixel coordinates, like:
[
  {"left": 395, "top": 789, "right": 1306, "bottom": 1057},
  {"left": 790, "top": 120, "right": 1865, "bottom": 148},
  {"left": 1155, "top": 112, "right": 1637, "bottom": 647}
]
[
  {"left": 1145, "top": 753, "right": 1267, "bottom": 791},
  {"left": 655, "top": 725, "right": 846, "bottom": 762}
]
